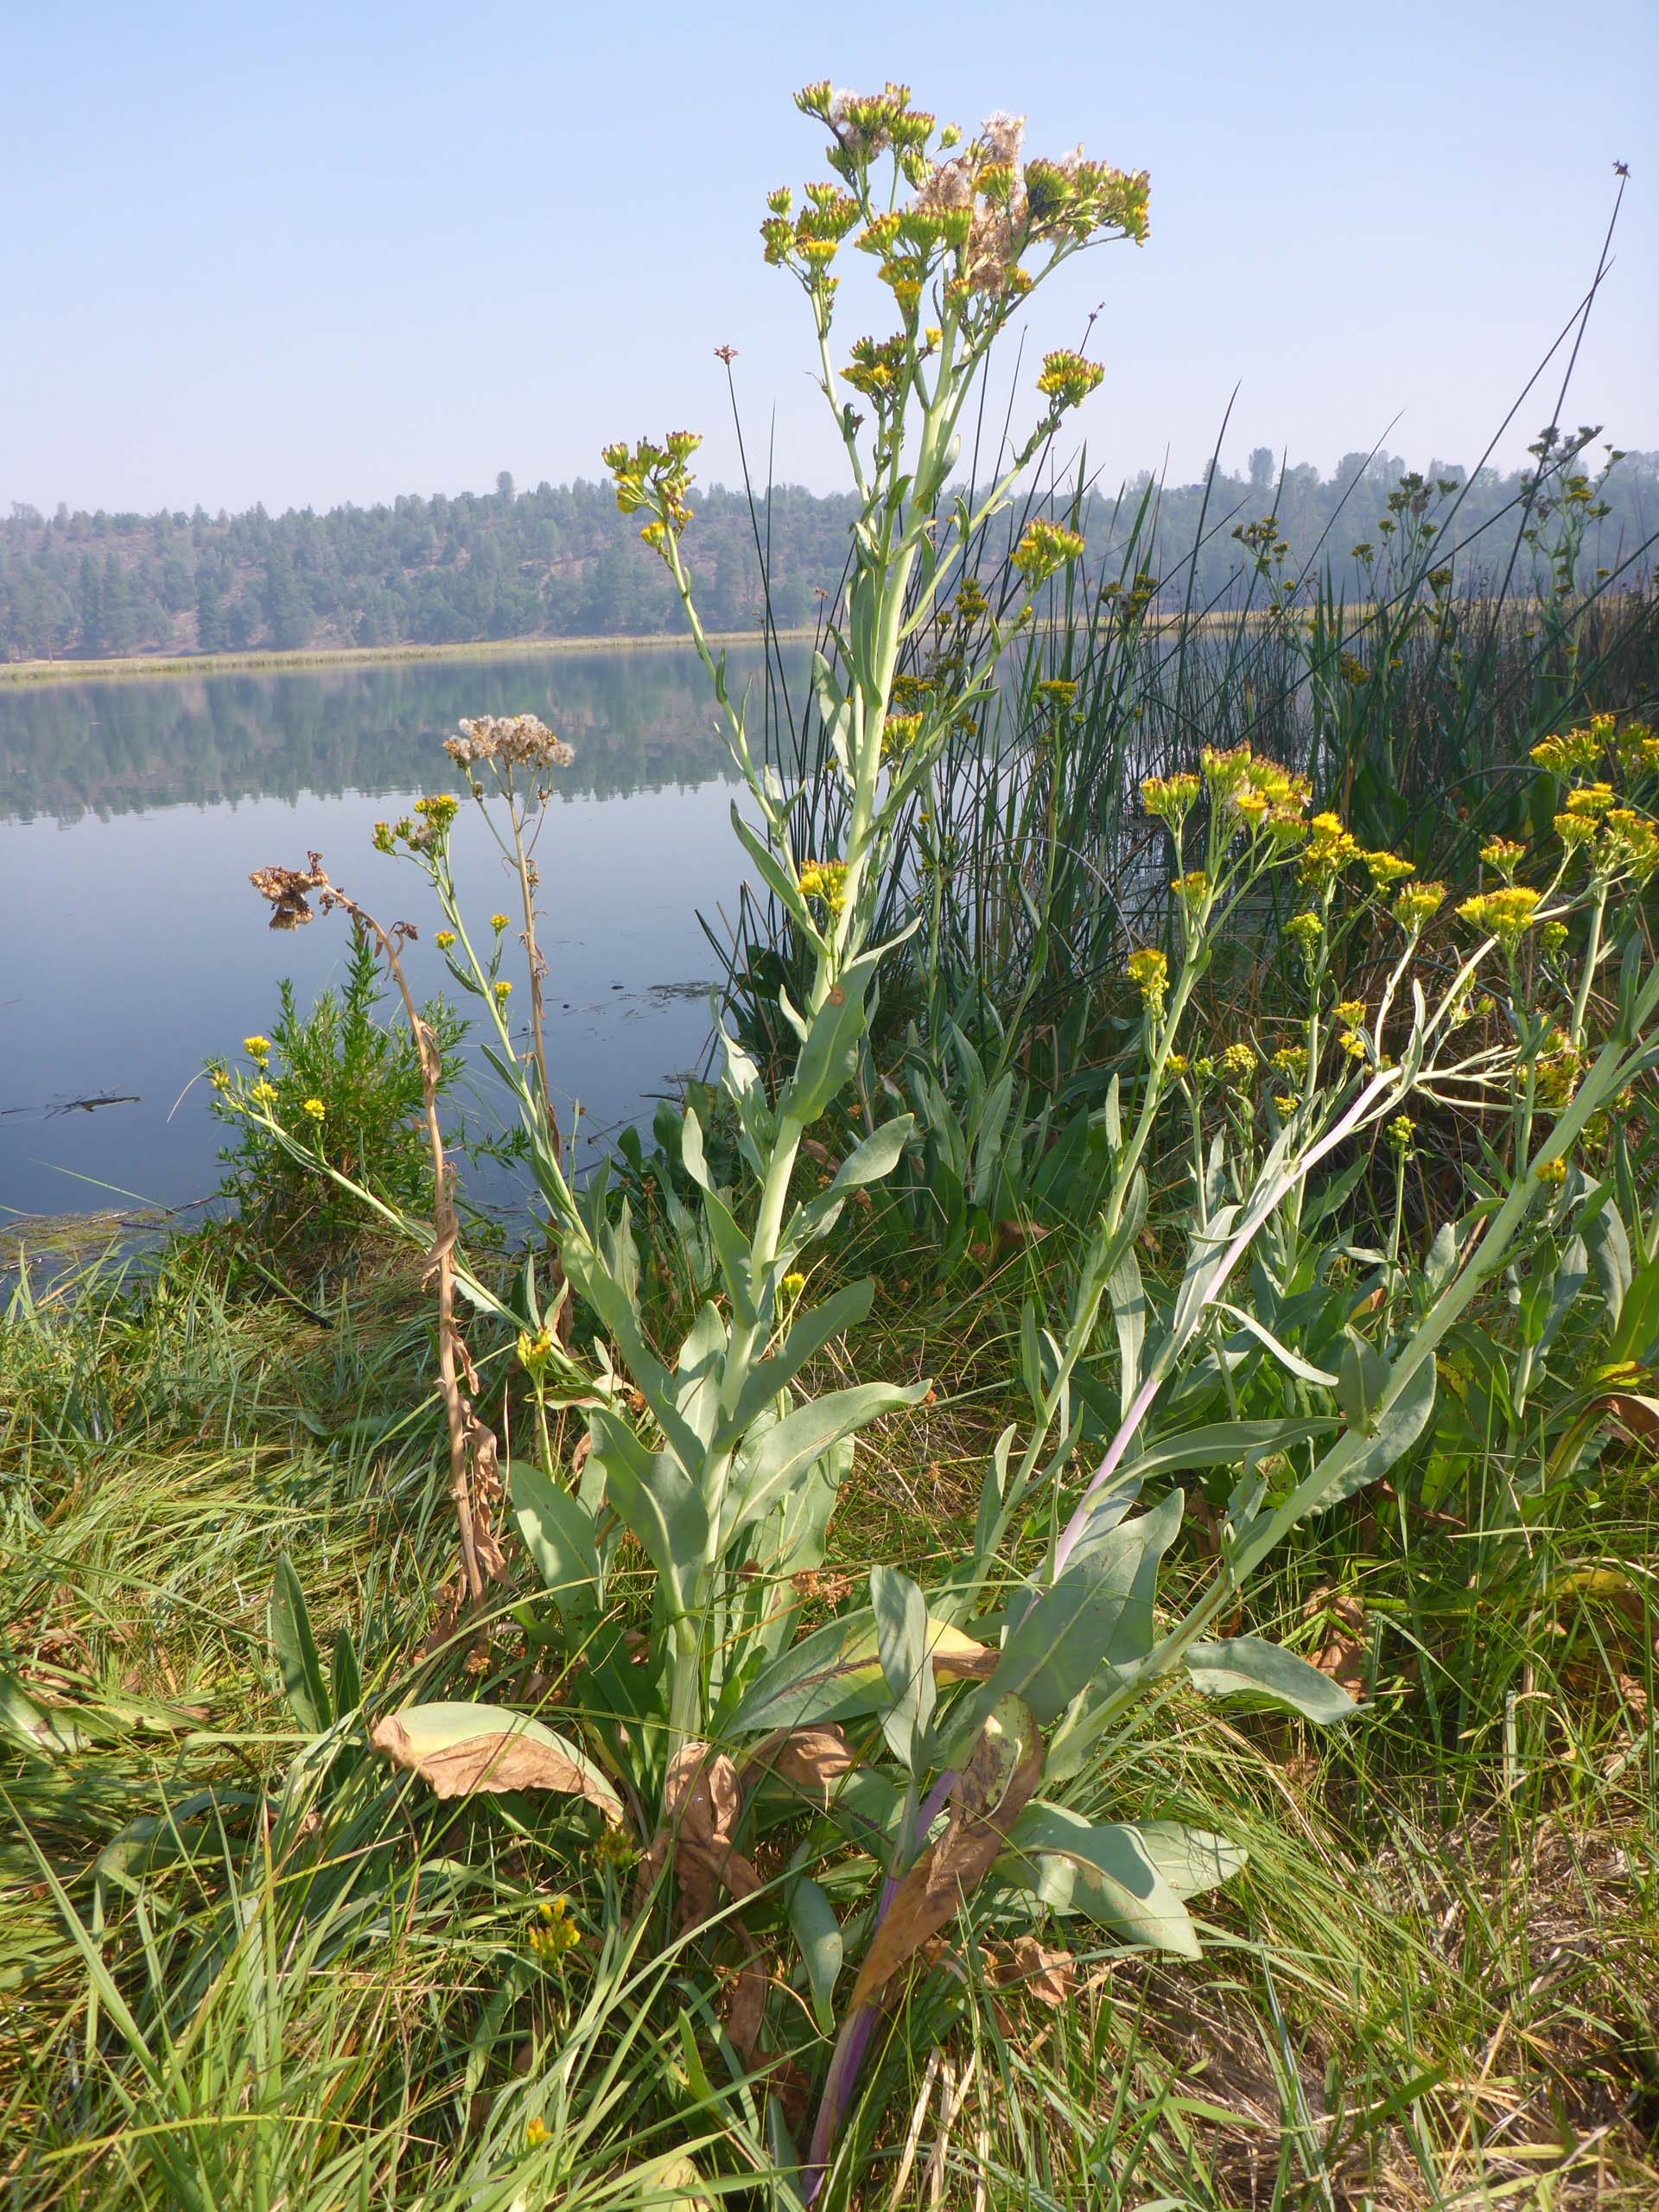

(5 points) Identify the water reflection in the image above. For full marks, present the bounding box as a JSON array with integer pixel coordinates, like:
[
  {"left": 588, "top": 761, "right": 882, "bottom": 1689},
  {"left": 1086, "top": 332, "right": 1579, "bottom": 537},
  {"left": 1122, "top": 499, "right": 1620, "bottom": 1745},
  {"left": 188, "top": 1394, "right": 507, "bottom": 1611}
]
[{"left": 2, "top": 645, "right": 791, "bottom": 1223}]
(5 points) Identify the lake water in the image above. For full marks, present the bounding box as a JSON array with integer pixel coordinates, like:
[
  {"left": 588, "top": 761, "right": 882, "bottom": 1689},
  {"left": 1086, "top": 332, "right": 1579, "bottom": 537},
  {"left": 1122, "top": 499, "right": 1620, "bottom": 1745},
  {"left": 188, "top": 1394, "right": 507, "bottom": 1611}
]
[{"left": 2, "top": 645, "right": 793, "bottom": 1229}]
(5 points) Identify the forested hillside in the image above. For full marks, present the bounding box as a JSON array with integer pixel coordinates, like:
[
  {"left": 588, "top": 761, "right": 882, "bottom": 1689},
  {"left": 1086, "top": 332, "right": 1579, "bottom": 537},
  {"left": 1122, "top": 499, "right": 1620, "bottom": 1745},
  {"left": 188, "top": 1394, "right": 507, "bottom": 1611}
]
[{"left": 2, "top": 445, "right": 1654, "bottom": 663}]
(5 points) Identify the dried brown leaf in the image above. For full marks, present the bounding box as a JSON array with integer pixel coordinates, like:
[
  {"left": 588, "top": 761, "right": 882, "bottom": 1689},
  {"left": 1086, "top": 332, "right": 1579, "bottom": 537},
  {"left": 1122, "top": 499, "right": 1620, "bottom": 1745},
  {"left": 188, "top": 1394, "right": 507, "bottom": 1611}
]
[
  {"left": 369, "top": 1708, "right": 623, "bottom": 1821},
  {"left": 849, "top": 1695, "right": 1044, "bottom": 2012},
  {"left": 740, "top": 1724, "right": 856, "bottom": 1800},
  {"left": 987, "top": 1934, "right": 1075, "bottom": 2008}
]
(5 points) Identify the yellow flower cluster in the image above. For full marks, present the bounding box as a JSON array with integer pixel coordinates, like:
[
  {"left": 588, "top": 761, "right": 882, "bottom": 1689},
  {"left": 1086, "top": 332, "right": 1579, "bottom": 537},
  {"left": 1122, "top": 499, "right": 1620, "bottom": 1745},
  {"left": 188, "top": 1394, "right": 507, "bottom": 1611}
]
[
  {"left": 250, "top": 1079, "right": 278, "bottom": 1105},
  {"left": 602, "top": 431, "right": 702, "bottom": 548},
  {"left": 301, "top": 1096, "right": 326, "bottom": 1122},
  {"left": 880, "top": 710, "right": 925, "bottom": 758},
  {"left": 1036, "top": 349, "right": 1105, "bottom": 410},
  {"left": 1141, "top": 771, "right": 1202, "bottom": 823},
  {"left": 1457, "top": 886, "right": 1543, "bottom": 947},
  {"left": 1392, "top": 880, "right": 1446, "bottom": 934},
  {"left": 1300, "top": 811, "right": 1362, "bottom": 887},
  {"left": 1012, "top": 520, "right": 1086, "bottom": 583},
  {"left": 1530, "top": 716, "right": 1610, "bottom": 775},
  {"left": 1479, "top": 836, "right": 1527, "bottom": 879},
  {"left": 1125, "top": 946, "right": 1168, "bottom": 1013},
  {"left": 244, "top": 1035, "right": 271, "bottom": 1062},
  {"left": 1219, "top": 1041, "right": 1255, "bottom": 1086},
  {"left": 435, "top": 930, "right": 456, "bottom": 950},
  {"left": 490, "top": 912, "right": 512, "bottom": 932},
  {"left": 528, "top": 1894, "right": 581, "bottom": 1964},
  {"left": 1362, "top": 850, "right": 1416, "bottom": 887},
  {"left": 798, "top": 858, "right": 849, "bottom": 914},
  {"left": 1387, "top": 1114, "right": 1416, "bottom": 1153},
  {"left": 518, "top": 1325, "right": 556, "bottom": 1376}
]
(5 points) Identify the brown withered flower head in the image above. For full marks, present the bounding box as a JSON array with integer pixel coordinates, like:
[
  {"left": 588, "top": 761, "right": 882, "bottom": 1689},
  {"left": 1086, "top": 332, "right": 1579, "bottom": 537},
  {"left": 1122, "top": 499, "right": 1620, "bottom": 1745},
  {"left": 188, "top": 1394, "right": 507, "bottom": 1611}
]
[
  {"left": 249, "top": 854, "right": 330, "bottom": 931},
  {"left": 444, "top": 715, "right": 575, "bottom": 771}
]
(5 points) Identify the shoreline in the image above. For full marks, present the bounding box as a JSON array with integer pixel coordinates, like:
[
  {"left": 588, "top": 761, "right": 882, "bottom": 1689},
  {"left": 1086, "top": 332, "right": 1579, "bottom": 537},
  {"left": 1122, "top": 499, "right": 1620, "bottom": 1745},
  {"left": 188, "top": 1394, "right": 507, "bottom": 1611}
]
[{"left": 0, "top": 626, "right": 815, "bottom": 689}]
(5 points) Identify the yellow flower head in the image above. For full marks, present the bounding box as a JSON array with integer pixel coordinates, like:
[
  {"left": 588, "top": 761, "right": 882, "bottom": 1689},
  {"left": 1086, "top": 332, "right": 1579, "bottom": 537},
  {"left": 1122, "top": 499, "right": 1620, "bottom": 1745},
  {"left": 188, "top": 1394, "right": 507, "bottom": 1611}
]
[
  {"left": 1220, "top": 1041, "right": 1255, "bottom": 1086},
  {"left": 1362, "top": 850, "right": 1415, "bottom": 887},
  {"left": 1300, "top": 811, "right": 1361, "bottom": 887},
  {"left": 1562, "top": 781, "right": 1616, "bottom": 819},
  {"left": 1392, "top": 880, "right": 1446, "bottom": 933},
  {"left": 1530, "top": 723, "right": 1605, "bottom": 776},
  {"left": 528, "top": 1892, "right": 581, "bottom": 1963},
  {"left": 301, "top": 1096, "right": 325, "bottom": 1121},
  {"left": 1126, "top": 946, "right": 1168, "bottom": 1012},
  {"left": 1387, "top": 1113, "right": 1415, "bottom": 1153},
  {"left": 1533, "top": 1154, "right": 1568, "bottom": 1186},
  {"left": 1274, "top": 1092, "right": 1301, "bottom": 1115},
  {"left": 1165, "top": 1052, "right": 1191, "bottom": 1078},
  {"left": 1011, "top": 519, "right": 1086, "bottom": 584},
  {"left": 797, "top": 858, "right": 850, "bottom": 915},
  {"left": 490, "top": 912, "right": 512, "bottom": 932},
  {"left": 526, "top": 2116, "right": 550, "bottom": 2149},
  {"left": 435, "top": 930, "right": 456, "bottom": 950},
  {"left": 781, "top": 1270, "right": 807, "bottom": 1300},
  {"left": 1141, "top": 771, "right": 1202, "bottom": 823},
  {"left": 518, "top": 1325, "right": 556, "bottom": 1374},
  {"left": 1457, "top": 886, "right": 1542, "bottom": 947},
  {"left": 1479, "top": 836, "right": 1526, "bottom": 880},
  {"left": 1285, "top": 910, "right": 1325, "bottom": 952},
  {"left": 1172, "top": 869, "right": 1211, "bottom": 913},
  {"left": 493, "top": 979, "right": 513, "bottom": 1001},
  {"left": 243, "top": 1035, "right": 271, "bottom": 1062},
  {"left": 250, "top": 1079, "right": 278, "bottom": 1104}
]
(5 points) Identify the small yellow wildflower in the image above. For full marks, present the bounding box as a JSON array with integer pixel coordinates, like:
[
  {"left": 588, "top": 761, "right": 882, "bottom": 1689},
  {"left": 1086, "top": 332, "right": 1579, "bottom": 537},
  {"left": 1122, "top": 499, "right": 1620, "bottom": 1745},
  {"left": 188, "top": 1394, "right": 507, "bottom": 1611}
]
[
  {"left": 781, "top": 1271, "right": 806, "bottom": 1300},
  {"left": 493, "top": 979, "right": 513, "bottom": 1001},
  {"left": 798, "top": 858, "right": 849, "bottom": 915},
  {"left": 1392, "top": 880, "right": 1446, "bottom": 933},
  {"left": 1387, "top": 1114, "right": 1415, "bottom": 1154},
  {"left": 250, "top": 1079, "right": 278, "bottom": 1104},
  {"left": 1164, "top": 1052, "right": 1191, "bottom": 1078},
  {"left": 1334, "top": 999, "right": 1367, "bottom": 1027},
  {"left": 490, "top": 912, "right": 512, "bottom": 932},
  {"left": 1220, "top": 1042, "right": 1255, "bottom": 1086},
  {"left": 518, "top": 1325, "right": 555, "bottom": 1374},
  {"left": 301, "top": 1096, "right": 325, "bottom": 1122},
  {"left": 1011, "top": 519, "right": 1086, "bottom": 582},
  {"left": 1141, "top": 771, "right": 1202, "bottom": 823},
  {"left": 587, "top": 1821, "right": 638, "bottom": 1875},
  {"left": 435, "top": 930, "right": 456, "bottom": 950},
  {"left": 1530, "top": 723, "right": 1605, "bottom": 775},
  {"left": 1533, "top": 1155, "right": 1568, "bottom": 1186},
  {"left": 1172, "top": 869, "right": 1211, "bottom": 914},
  {"left": 529, "top": 1894, "right": 581, "bottom": 1964},
  {"left": 1338, "top": 1029, "right": 1368, "bottom": 1060},
  {"left": 243, "top": 1035, "right": 271, "bottom": 1062},
  {"left": 1561, "top": 782, "right": 1616, "bottom": 819},
  {"left": 1479, "top": 836, "right": 1526, "bottom": 879},
  {"left": 1300, "top": 811, "right": 1361, "bottom": 887},
  {"left": 1457, "top": 887, "right": 1543, "bottom": 947},
  {"left": 1363, "top": 850, "right": 1415, "bottom": 887},
  {"left": 526, "top": 2116, "right": 550, "bottom": 2149},
  {"left": 1126, "top": 946, "right": 1168, "bottom": 1014},
  {"left": 1285, "top": 910, "right": 1325, "bottom": 953},
  {"left": 1603, "top": 808, "right": 1659, "bottom": 879},
  {"left": 1274, "top": 1092, "right": 1301, "bottom": 1115},
  {"left": 1270, "top": 1045, "right": 1307, "bottom": 1078}
]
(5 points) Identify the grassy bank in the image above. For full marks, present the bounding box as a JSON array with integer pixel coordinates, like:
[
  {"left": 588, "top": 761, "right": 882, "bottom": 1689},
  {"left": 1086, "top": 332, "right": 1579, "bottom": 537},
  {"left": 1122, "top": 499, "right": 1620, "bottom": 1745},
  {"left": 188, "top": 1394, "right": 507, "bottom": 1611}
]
[{"left": 0, "top": 625, "right": 814, "bottom": 689}]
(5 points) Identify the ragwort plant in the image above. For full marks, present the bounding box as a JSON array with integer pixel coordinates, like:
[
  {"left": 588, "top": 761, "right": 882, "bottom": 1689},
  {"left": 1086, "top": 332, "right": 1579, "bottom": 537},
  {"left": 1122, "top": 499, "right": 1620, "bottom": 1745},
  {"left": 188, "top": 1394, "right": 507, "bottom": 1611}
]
[{"left": 219, "top": 83, "right": 1659, "bottom": 2200}]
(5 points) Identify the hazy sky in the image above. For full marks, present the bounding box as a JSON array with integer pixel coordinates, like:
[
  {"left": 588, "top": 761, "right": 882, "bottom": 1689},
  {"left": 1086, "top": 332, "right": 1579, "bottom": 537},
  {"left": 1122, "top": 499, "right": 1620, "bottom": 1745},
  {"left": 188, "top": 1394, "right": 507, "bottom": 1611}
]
[{"left": 4, "top": 0, "right": 1655, "bottom": 517}]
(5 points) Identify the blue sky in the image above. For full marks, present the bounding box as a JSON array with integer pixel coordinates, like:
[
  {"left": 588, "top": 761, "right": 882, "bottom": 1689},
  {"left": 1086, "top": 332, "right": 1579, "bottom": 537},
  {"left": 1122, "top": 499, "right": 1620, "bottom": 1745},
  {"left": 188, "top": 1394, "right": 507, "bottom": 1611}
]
[{"left": 3, "top": 0, "right": 1655, "bottom": 514}]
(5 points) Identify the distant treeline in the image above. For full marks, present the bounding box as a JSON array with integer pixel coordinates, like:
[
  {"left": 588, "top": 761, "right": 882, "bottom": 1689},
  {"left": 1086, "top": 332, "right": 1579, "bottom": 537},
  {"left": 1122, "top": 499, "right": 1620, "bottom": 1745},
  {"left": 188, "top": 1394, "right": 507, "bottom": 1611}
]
[{"left": 2, "top": 447, "right": 1655, "bottom": 664}]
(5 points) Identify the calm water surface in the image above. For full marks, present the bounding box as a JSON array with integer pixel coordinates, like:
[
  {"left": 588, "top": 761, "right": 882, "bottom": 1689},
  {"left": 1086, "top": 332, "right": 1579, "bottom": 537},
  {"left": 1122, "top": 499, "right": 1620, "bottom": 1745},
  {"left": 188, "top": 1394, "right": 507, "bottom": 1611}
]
[{"left": 3, "top": 646, "right": 792, "bottom": 1224}]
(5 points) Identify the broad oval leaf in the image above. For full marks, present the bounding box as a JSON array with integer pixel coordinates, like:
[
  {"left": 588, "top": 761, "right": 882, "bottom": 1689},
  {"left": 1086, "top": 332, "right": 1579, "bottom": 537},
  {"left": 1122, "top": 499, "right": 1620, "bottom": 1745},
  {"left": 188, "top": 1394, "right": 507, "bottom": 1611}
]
[
  {"left": 1185, "top": 1635, "right": 1359, "bottom": 1722},
  {"left": 370, "top": 1701, "right": 623, "bottom": 1821}
]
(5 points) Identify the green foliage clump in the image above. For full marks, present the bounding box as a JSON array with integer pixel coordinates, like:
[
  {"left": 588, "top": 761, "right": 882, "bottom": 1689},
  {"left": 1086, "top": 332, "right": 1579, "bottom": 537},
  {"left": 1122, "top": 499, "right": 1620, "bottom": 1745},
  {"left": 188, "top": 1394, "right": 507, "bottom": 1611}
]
[{"left": 207, "top": 927, "right": 464, "bottom": 1270}]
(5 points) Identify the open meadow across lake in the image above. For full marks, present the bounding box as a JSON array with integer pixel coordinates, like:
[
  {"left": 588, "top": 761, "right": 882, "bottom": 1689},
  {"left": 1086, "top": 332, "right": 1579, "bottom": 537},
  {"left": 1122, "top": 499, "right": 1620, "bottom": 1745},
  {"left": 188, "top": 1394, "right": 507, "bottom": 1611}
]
[{"left": 2, "top": 643, "right": 795, "bottom": 1226}]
